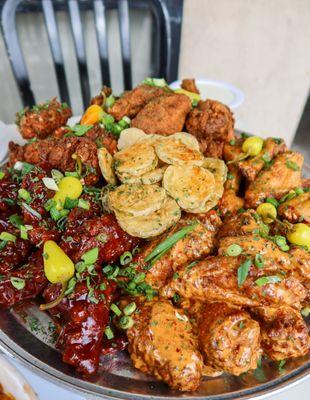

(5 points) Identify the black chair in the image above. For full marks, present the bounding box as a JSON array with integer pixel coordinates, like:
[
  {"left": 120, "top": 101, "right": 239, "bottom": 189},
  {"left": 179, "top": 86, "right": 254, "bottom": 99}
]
[{"left": 0, "top": 0, "right": 184, "bottom": 109}]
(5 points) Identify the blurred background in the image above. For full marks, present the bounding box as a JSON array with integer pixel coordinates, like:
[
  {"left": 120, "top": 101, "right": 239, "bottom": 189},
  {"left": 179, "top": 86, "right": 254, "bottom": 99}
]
[{"left": 0, "top": 0, "right": 309, "bottom": 146}]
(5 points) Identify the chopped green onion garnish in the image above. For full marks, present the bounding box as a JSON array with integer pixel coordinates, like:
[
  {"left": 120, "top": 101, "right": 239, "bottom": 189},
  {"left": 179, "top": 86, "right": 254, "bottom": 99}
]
[
  {"left": 70, "top": 124, "right": 92, "bottom": 137},
  {"left": 99, "top": 282, "right": 106, "bottom": 291},
  {"left": 18, "top": 188, "right": 31, "bottom": 203},
  {"left": 123, "top": 302, "right": 136, "bottom": 316},
  {"left": 120, "top": 251, "right": 132, "bottom": 265},
  {"left": 20, "top": 225, "right": 32, "bottom": 240},
  {"left": 105, "top": 95, "right": 115, "bottom": 108},
  {"left": 81, "top": 247, "right": 99, "bottom": 265},
  {"left": 301, "top": 307, "right": 310, "bottom": 317},
  {"left": 0, "top": 171, "right": 5, "bottom": 179},
  {"left": 285, "top": 161, "right": 300, "bottom": 171},
  {"left": 119, "top": 315, "right": 134, "bottom": 330},
  {"left": 266, "top": 197, "right": 279, "bottom": 208},
  {"left": 279, "top": 192, "right": 296, "bottom": 203},
  {"left": 22, "top": 202, "right": 42, "bottom": 219},
  {"left": 51, "top": 169, "right": 64, "bottom": 184},
  {"left": 278, "top": 360, "right": 286, "bottom": 373},
  {"left": 10, "top": 277, "right": 25, "bottom": 290},
  {"left": 42, "top": 177, "right": 59, "bottom": 191},
  {"left": 145, "top": 223, "right": 198, "bottom": 263},
  {"left": 64, "top": 277, "right": 77, "bottom": 295},
  {"left": 78, "top": 198, "right": 90, "bottom": 210},
  {"left": 110, "top": 303, "right": 122, "bottom": 316},
  {"left": 255, "top": 275, "right": 282, "bottom": 286},
  {"left": 294, "top": 187, "right": 304, "bottom": 196},
  {"left": 237, "top": 258, "right": 252, "bottom": 287},
  {"left": 142, "top": 77, "right": 167, "bottom": 87},
  {"left": 226, "top": 244, "right": 243, "bottom": 257},
  {"left": 254, "top": 254, "right": 264, "bottom": 268},
  {"left": 0, "top": 232, "right": 16, "bottom": 243},
  {"left": 63, "top": 197, "right": 78, "bottom": 210},
  {"left": 65, "top": 171, "right": 80, "bottom": 178},
  {"left": 44, "top": 199, "right": 56, "bottom": 211},
  {"left": 104, "top": 326, "right": 114, "bottom": 339},
  {"left": 9, "top": 214, "right": 23, "bottom": 228}
]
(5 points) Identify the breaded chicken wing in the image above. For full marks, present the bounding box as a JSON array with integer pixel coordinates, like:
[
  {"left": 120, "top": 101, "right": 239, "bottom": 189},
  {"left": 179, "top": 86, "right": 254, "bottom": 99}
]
[
  {"left": 245, "top": 152, "right": 303, "bottom": 208},
  {"left": 218, "top": 165, "right": 244, "bottom": 216},
  {"left": 126, "top": 300, "right": 203, "bottom": 391},
  {"left": 17, "top": 98, "right": 72, "bottom": 140},
  {"left": 161, "top": 256, "right": 306, "bottom": 309},
  {"left": 217, "top": 209, "right": 265, "bottom": 239},
  {"left": 132, "top": 93, "right": 191, "bottom": 135},
  {"left": 198, "top": 302, "right": 261, "bottom": 375},
  {"left": 185, "top": 99, "right": 234, "bottom": 157},
  {"left": 278, "top": 192, "right": 310, "bottom": 223},
  {"left": 109, "top": 84, "right": 168, "bottom": 121},
  {"left": 181, "top": 79, "right": 200, "bottom": 94},
  {"left": 135, "top": 211, "right": 222, "bottom": 289},
  {"left": 253, "top": 306, "right": 310, "bottom": 360}
]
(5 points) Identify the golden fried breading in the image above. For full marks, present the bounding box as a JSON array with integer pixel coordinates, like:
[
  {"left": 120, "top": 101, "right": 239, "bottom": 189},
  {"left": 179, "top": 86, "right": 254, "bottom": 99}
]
[
  {"left": 17, "top": 98, "right": 72, "bottom": 140},
  {"left": 131, "top": 93, "right": 191, "bottom": 135},
  {"left": 253, "top": 306, "right": 310, "bottom": 360},
  {"left": 198, "top": 302, "right": 261, "bottom": 375},
  {"left": 181, "top": 78, "right": 200, "bottom": 94},
  {"left": 90, "top": 85, "right": 112, "bottom": 106},
  {"left": 109, "top": 84, "right": 167, "bottom": 121},
  {"left": 218, "top": 165, "right": 244, "bottom": 216},
  {"left": 185, "top": 99, "right": 234, "bottom": 157},
  {"left": 278, "top": 192, "right": 310, "bottom": 223},
  {"left": 245, "top": 151, "right": 304, "bottom": 208},
  {"left": 238, "top": 138, "right": 287, "bottom": 181},
  {"left": 217, "top": 209, "right": 264, "bottom": 239},
  {"left": 127, "top": 300, "right": 203, "bottom": 391}
]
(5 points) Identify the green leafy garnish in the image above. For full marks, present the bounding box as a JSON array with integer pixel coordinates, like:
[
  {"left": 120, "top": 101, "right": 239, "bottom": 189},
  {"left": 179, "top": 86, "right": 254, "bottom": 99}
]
[
  {"left": 255, "top": 275, "right": 282, "bottom": 286},
  {"left": 142, "top": 77, "right": 167, "bottom": 87},
  {"left": 81, "top": 247, "right": 99, "bottom": 265},
  {"left": 9, "top": 214, "right": 24, "bottom": 228},
  {"left": 285, "top": 160, "right": 300, "bottom": 171},
  {"left": 10, "top": 277, "right": 25, "bottom": 290},
  {"left": 237, "top": 258, "right": 252, "bottom": 286},
  {"left": 70, "top": 124, "right": 93, "bottom": 137}
]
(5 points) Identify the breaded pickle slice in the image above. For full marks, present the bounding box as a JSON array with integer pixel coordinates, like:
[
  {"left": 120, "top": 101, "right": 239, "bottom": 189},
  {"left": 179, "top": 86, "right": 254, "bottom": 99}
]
[
  {"left": 203, "top": 157, "right": 228, "bottom": 184},
  {"left": 117, "top": 127, "right": 147, "bottom": 150},
  {"left": 97, "top": 147, "right": 117, "bottom": 185},
  {"left": 155, "top": 138, "right": 204, "bottom": 166}
]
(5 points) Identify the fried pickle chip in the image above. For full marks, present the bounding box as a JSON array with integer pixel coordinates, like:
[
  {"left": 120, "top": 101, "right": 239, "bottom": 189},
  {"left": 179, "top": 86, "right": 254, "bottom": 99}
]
[
  {"left": 114, "top": 197, "right": 181, "bottom": 238},
  {"left": 114, "top": 142, "right": 158, "bottom": 177},
  {"left": 163, "top": 165, "right": 215, "bottom": 211},
  {"left": 170, "top": 132, "right": 200, "bottom": 151},
  {"left": 186, "top": 194, "right": 219, "bottom": 214},
  {"left": 97, "top": 147, "right": 117, "bottom": 185},
  {"left": 155, "top": 139, "right": 204, "bottom": 166},
  {"left": 203, "top": 158, "right": 228, "bottom": 183},
  {"left": 141, "top": 166, "right": 167, "bottom": 184},
  {"left": 117, "top": 127, "right": 147, "bottom": 150},
  {"left": 108, "top": 183, "right": 166, "bottom": 217}
]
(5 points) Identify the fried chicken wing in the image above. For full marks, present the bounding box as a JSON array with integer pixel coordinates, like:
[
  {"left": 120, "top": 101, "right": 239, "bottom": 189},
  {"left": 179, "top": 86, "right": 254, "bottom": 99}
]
[
  {"left": 253, "top": 306, "right": 310, "bottom": 360},
  {"left": 218, "top": 165, "right": 244, "bottom": 216},
  {"left": 135, "top": 211, "right": 221, "bottom": 289},
  {"left": 126, "top": 300, "right": 203, "bottom": 391},
  {"left": 217, "top": 209, "right": 264, "bottom": 239},
  {"left": 198, "top": 302, "right": 261, "bottom": 375},
  {"left": 181, "top": 79, "right": 200, "bottom": 94},
  {"left": 161, "top": 256, "right": 306, "bottom": 309},
  {"left": 109, "top": 84, "right": 168, "bottom": 121},
  {"left": 278, "top": 192, "right": 310, "bottom": 223},
  {"left": 17, "top": 99, "right": 72, "bottom": 140},
  {"left": 238, "top": 138, "right": 287, "bottom": 181},
  {"left": 132, "top": 93, "right": 191, "bottom": 135},
  {"left": 245, "top": 151, "right": 303, "bottom": 208},
  {"left": 185, "top": 99, "right": 234, "bottom": 157}
]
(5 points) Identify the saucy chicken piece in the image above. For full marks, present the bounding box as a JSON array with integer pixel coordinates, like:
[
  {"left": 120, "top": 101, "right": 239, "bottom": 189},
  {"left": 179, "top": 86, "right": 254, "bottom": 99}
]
[
  {"left": 135, "top": 211, "right": 222, "bottom": 289},
  {"left": 161, "top": 255, "right": 306, "bottom": 309},
  {"left": 218, "top": 165, "right": 244, "bottom": 216},
  {"left": 0, "top": 172, "right": 19, "bottom": 215},
  {"left": 181, "top": 79, "right": 200, "bottom": 94},
  {"left": 217, "top": 209, "right": 265, "bottom": 239},
  {"left": 238, "top": 138, "right": 287, "bottom": 181},
  {"left": 0, "top": 216, "right": 31, "bottom": 274},
  {"left": 245, "top": 151, "right": 303, "bottom": 208},
  {"left": 109, "top": 84, "right": 168, "bottom": 121},
  {"left": 223, "top": 138, "right": 243, "bottom": 162},
  {"left": 253, "top": 306, "right": 310, "bottom": 360},
  {"left": 278, "top": 192, "right": 310, "bottom": 223},
  {"left": 127, "top": 300, "right": 203, "bottom": 391},
  {"left": 90, "top": 85, "right": 113, "bottom": 106},
  {"left": 218, "top": 235, "right": 292, "bottom": 272},
  {"left": 61, "top": 213, "right": 140, "bottom": 264},
  {"left": 132, "top": 93, "right": 191, "bottom": 135},
  {"left": 198, "top": 302, "right": 261, "bottom": 375},
  {"left": 47, "top": 275, "right": 117, "bottom": 375},
  {"left": 17, "top": 99, "right": 72, "bottom": 140},
  {"left": 9, "top": 136, "right": 101, "bottom": 185},
  {"left": 0, "top": 250, "right": 47, "bottom": 307},
  {"left": 185, "top": 99, "right": 234, "bottom": 157}
]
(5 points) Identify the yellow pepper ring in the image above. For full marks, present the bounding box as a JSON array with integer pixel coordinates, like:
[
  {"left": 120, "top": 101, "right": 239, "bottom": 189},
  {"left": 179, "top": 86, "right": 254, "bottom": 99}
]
[
  {"left": 256, "top": 202, "right": 277, "bottom": 224},
  {"left": 53, "top": 176, "right": 83, "bottom": 209}
]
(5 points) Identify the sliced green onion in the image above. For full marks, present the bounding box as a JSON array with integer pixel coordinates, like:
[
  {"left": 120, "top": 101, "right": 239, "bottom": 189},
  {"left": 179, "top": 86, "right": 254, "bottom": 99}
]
[
  {"left": 301, "top": 307, "right": 310, "bottom": 317},
  {"left": 285, "top": 161, "right": 300, "bottom": 171},
  {"left": 105, "top": 326, "right": 114, "bottom": 339},
  {"left": 120, "top": 251, "right": 132, "bottom": 265},
  {"left": 255, "top": 275, "right": 282, "bottom": 287},
  {"left": 279, "top": 192, "right": 296, "bottom": 203},
  {"left": 65, "top": 171, "right": 80, "bottom": 178},
  {"left": 278, "top": 360, "right": 286, "bottom": 374},
  {"left": 254, "top": 254, "right": 265, "bottom": 268},
  {"left": 49, "top": 206, "right": 61, "bottom": 221},
  {"left": 75, "top": 261, "right": 87, "bottom": 273},
  {"left": 0, "top": 232, "right": 16, "bottom": 243},
  {"left": 13, "top": 161, "right": 24, "bottom": 171},
  {"left": 105, "top": 95, "right": 115, "bottom": 108},
  {"left": 295, "top": 187, "right": 304, "bottom": 196},
  {"left": 237, "top": 258, "right": 252, "bottom": 287},
  {"left": 64, "top": 277, "right": 77, "bottom": 295},
  {"left": 18, "top": 188, "right": 31, "bottom": 203},
  {"left": 123, "top": 302, "right": 136, "bottom": 316},
  {"left": 42, "top": 177, "right": 59, "bottom": 191},
  {"left": 0, "top": 171, "right": 5, "bottom": 179},
  {"left": 143, "top": 77, "right": 167, "bottom": 87},
  {"left": 133, "top": 272, "right": 145, "bottom": 284},
  {"left": 44, "top": 199, "right": 56, "bottom": 211},
  {"left": 51, "top": 169, "right": 64, "bottom": 184},
  {"left": 81, "top": 247, "right": 99, "bottom": 265},
  {"left": 145, "top": 223, "right": 198, "bottom": 263},
  {"left": 102, "top": 265, "right": 113, "bottom": 275},
  {"left": 99, "top": 282, "right": 106, "bottom": 291},
  {"left": 119, "top": 315, "right": 134, "bottom": 329},
  {"left": 63, "top": 197, "right": 78, "bottom": 210},
  {"left": 9, "top": 214, "right": 23, "bottom": 228},
  {"left": 266, "top": 198, "right": 279, "bottom": 208},
  {"left": 111, "top": 303, "right": 122, "bottom": 316},
  {"left": 70, "top": 124, "right": 92, "bottom": 137},
  {"left": 78, "top": 198, "right": 90, "bottom": 210},
  {"left": 10, "top": 277, "right": 25, "bottom": 290},
  {"left": 226, "top": 244, "right": 243, "bottom": 257},
  {"left": 20, "top": 224, "right": 32, "bottom": 240},
  {"left": 22, "top": 202, "right": 42, "bottom": 220}
]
